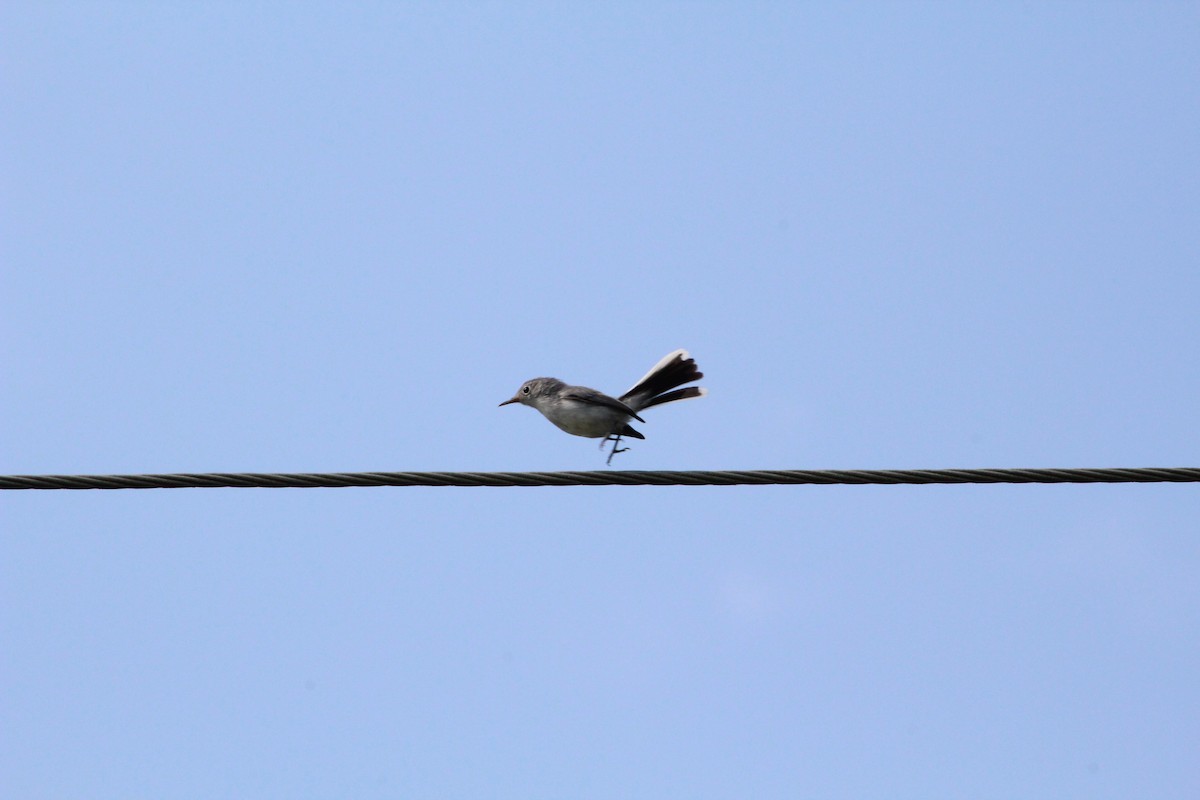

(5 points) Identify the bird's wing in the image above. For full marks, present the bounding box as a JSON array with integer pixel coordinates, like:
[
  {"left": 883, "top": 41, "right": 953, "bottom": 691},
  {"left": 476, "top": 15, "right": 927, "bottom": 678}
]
[{"left": 562, "top": 388, "right": 646, "bottom": 423}]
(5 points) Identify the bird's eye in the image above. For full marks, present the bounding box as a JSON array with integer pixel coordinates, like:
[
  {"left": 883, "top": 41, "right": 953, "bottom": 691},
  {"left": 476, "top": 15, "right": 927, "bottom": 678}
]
[{"left": 521, "top": 385, "right": 531, "bottom": 394}]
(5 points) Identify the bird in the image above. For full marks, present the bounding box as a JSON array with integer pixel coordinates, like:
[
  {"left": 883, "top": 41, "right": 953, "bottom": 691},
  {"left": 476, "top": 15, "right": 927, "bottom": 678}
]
[{"left": 499, "top": 349, "right": 706, "bottom": 464}]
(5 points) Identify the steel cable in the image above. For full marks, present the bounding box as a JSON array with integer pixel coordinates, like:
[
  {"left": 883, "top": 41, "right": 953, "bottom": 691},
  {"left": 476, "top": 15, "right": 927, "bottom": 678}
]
[{"left": 1, "top": 467, "right": 1197, "bottom": 490}]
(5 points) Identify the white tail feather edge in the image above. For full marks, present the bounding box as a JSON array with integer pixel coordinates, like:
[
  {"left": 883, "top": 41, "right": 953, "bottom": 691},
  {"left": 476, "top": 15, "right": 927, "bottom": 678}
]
[{"left": 624, "top": 349, "right": 689, "bottom": 395}]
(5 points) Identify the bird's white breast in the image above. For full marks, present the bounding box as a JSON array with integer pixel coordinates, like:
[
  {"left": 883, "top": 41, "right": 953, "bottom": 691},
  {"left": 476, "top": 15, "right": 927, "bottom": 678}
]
[{"left": 538, "top": 398, "right": 625, "bottom": 438}]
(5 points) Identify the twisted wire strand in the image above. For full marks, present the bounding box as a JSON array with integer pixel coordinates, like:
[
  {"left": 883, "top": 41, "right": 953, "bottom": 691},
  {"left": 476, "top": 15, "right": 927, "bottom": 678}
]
[{"left": 1, "top": 467, "right": 1197, "bottom": 490}]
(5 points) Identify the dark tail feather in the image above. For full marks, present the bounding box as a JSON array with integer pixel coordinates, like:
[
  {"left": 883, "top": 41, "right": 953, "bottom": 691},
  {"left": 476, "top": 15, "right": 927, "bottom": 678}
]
[
  {"left": 621, "top": 350, "right": 705, "bottom": 411},
  {"left": 636, "top": 386, "right": 706, "bottom": 410},
  {"left": 617, "top": 424, "right": 645, "bottom": 440}
]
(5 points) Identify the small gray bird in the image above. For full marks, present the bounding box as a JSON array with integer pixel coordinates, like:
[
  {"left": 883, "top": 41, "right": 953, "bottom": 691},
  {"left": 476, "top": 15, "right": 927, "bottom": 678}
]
[{"left": 500, "top": 349, "right": 706, "bottom": 464}]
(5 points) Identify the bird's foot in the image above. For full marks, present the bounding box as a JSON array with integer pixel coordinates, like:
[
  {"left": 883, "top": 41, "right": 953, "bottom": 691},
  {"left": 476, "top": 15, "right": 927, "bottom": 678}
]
[{"left": 602, "top": 434, "right": 629, "bottom": 466}]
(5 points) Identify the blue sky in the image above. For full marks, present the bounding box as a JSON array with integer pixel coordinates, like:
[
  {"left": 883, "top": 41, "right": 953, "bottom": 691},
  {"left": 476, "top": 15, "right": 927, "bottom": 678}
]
[{"left": 2, "top": 3, "right": 1198, "bottom": 797}]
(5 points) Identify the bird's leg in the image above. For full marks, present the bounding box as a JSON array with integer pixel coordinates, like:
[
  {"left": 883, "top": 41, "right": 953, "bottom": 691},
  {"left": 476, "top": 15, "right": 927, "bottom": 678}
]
[{"left": 603, "top": 433, "right": 629, "bottom": 466}]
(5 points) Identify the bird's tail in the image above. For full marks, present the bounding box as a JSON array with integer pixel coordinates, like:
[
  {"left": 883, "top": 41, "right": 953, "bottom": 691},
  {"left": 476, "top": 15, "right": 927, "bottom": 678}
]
[{"left": 620, "top": 349, "right": 706, "bottom": 412}]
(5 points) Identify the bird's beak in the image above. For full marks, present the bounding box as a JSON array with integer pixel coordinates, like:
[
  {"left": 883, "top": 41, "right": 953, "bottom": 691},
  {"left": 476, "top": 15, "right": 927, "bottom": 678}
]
[{"left": 499, "top": 397, "right": 519, "bottom": 407}]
